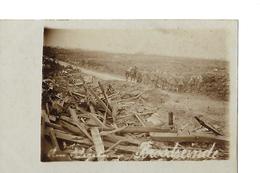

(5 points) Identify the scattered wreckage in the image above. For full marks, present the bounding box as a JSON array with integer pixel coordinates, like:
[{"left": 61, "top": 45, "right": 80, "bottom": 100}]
[{"left": 41, "top": 56, "right": 229, "bottom": 161}]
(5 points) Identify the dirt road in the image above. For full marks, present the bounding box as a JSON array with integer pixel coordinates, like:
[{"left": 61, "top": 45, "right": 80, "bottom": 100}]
[{"left": 58, "top": 60, "right": 125, "bottom": 81}]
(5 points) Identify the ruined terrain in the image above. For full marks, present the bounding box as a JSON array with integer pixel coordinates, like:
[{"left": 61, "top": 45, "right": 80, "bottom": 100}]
[{"left": 41, "top": 47, "right": 230, "bottom": 161}]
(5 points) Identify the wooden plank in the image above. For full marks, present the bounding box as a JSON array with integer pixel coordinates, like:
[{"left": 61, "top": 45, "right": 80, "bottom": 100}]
[
  {"left": 45, "top": 128, "right": 92, "bottom": 145},
  {"left": 117, "top": 126, "right": 172, "bottom": 133},
  {"left": 84, "top": 85, "right": 112, "bottom": 116},
  {"left": 59, "top": 120, "right": 82, "bottom": 135},
  {"left": 100, "top": 126, "right": 127, "bottom": 136},
  {"left": 89, "top": 103, "right": 96, "bottom": 114},
  {"left": 103, "top": 134, "right": 141, "bottom": 145},
  {"left": 103, "top": 141, "right": 138, "bottom": 153},
  {"left": 111, "top": 102, "right": 118, "bottom": 125},
  {"left": 90, "top": 127, "right": 105, "bottom": 161},
  {"left": 134, "top": 113, "right": 146, "bottom": 127},
  {"left": 150, "top": 132, "right": 229, "bottom": 143},
  {"left": 49, "top": 129, "right": 61, "bottom": 151},
  {"left": 77, "top": 107, "right": 109, "bottom": 129},
  {"left": 194, "top": 116, "right": 223, "bottom": 136},
  {"left": 45, "top": 121, "right": 64, "bottom": 131},
  {"left": 104, "top": 140, "right": 123, "bottom": 153},
  {"left": 98, "top": 81, "right": 111, "bottom": 108},
  {"left": 43, "top": 110, "right": 60, "bottom": 151},
  {"left": 69, "top": 108, "right": 93, "bottom": 142}
]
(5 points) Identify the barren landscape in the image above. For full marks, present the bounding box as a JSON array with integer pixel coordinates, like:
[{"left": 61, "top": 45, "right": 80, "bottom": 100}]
[{"left": 41, "top": 46, "right": 230, "bottom": 161}]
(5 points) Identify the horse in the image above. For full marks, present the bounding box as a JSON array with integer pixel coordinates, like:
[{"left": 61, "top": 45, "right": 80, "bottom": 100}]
[
  {"left": 125, "top": 66, "right": 138, "bottom": 82},
  {"left": 125, "top": 67, "right": 133, "bottom": 81},
  {"left": 136, "top": 71, "right": 143, "bottom": 83}
]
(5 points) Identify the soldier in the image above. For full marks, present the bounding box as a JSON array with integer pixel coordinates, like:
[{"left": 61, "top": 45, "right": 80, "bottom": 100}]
[
  {"left": 136, "top": 71, "right": 143, "bottom": 83},
  {"left": 177, "top": 77, "right": 185, "bottom": 92},
  {"left": 188, "top": 75, "right": 197, "bottom": 92},
  {"left": 196, "top": 75, "right": 203, "bottom": 92}
]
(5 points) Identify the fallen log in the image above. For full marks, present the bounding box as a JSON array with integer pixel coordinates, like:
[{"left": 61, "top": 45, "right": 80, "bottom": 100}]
[{"left": 150, "top": 132, "right": 229, "bottom": 143}]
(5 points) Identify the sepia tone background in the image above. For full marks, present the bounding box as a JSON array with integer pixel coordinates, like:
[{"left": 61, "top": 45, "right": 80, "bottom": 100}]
[{"left": 0, "top": 20, "right": 237, "bottom": 172}]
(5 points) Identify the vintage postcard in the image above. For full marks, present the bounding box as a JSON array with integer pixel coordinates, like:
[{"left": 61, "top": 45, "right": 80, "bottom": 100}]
[
  {"left": 0, "top": 20, "right": 238, "bottom": 173},
  {"left": 41, "top": 20, "right": 237, "bottom": 163}
]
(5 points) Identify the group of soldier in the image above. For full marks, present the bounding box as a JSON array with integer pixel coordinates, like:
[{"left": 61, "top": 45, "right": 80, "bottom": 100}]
[{"left": 125, "top": 66, "right": 204, "bottom": 93}]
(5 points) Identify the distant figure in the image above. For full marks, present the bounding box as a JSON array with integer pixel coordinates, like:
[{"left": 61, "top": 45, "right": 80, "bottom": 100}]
[
  {"left": 125, "top": 67, "right": 133, "bottom": 81},
  {"left": 106, "top": 84, "right": 115, "bottom": 95},
  {"left": 196, "top": 75, "right": 203, "bottom": 91},
  {"left": 136, "top": 71, "right": 143, "bottom": 83},
  {"left": 177, "top": 77, "right": 185, "bottom": 92},
  {"left": 188, "top": 75, "right": 197, "bottom": 92},
  {"left": 125, "top": 66, "right": 138, "bottom": 82}
]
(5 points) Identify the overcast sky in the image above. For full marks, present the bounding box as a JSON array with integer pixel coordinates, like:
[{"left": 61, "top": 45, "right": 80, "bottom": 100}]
[{"left": 44, "top": 26, "right": 233, "bottom": 60}]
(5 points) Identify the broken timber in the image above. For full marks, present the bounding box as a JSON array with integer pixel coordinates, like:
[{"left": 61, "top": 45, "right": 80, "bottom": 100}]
[
  {"left": 69, "top": 108, "right": 93, "bottom": 142},
  {"left": 43, "top": 110, "right": 60, "bottom": 151},
  {"left": 45, "top": 128, "right": 92, "bottom": 145},
  {"left": 90, "top": 127, "right": 105, "bottom": 161},
  {"left": 150, "top": 132, "right": 229, "bottom": 143},
  {"left": 194, "top": 116, "right": 223, "bottom": 136},
  {"left": 84, "top": 85, "right": 112, "bottom": 116}
]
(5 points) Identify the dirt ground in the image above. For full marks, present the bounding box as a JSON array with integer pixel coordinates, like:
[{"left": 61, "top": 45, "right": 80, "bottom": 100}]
[
  {"left": 42, "top": 48, "right": 230, "bottom": 161},
  {"left": 103, "top": 80, "right": 229, "bottom": 137}
]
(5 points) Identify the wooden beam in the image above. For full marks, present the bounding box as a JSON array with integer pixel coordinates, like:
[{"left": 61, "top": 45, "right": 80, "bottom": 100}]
[
  {"left": 77, "top": 107, "right": 109, "bottom": 129},
  {"left": 111, "top": 102, "right": 118, "bottom": 125},
  {"left": 103, "top": 134, "right": 141, "bottom": 146},
  {"left": 90, "top": 127, "right": 105, "bottom": 161},
  {"left": 43, "top": 110, "right": 60, "bottom": 151},
  {"left": 194, "top": 116, "right": 223, "bottom": 136},
  {"left": 84, "top": 85, "right": 112, "bottom": 116},
  {"left": 117, "top": 126, "right": 172, "bottom": 133},
  {"left": 45, "top": 128, "right": 92, "bottom": 145},
  {"left": 150, "top": 132, "right": 229, "bottom": 143},
  {"left": 134, "top": 113, "right": 146, "bottom": 127},
  {"left": 59, "top": 120, "right": 82, "bottom": 135},
  {"left": 69, "top": 108, "right": 93, "bottom": 142},
  {"left": 103, "top": 141, "right": 138, "bottom": 153},
  {"left": 98, "top": 81, "right": 111, "bottom": 108}
]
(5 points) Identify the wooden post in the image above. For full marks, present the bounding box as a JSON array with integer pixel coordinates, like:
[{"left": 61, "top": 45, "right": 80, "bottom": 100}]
[{"left": 168, "top": 112, "right": 174, "bottom": 127}]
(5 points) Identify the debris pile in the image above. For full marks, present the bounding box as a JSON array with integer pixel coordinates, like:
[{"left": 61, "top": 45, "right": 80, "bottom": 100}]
[{"left": 41, "top": 56, "right": 229, "bottom": 161}]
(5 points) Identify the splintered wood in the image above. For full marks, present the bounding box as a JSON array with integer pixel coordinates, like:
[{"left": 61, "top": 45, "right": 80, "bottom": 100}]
[
  {"left": 69, "top": 108, "right": 93, "bottom": 142},
  {"left": 41, "top": 55, "right": 229, "bottom": 161},
  {"left": 90, "top": 127, "right": 105, "bottom": 161}
]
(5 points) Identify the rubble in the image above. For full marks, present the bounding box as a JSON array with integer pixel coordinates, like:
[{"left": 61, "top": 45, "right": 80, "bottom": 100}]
[{"left": 41, "top": 55, "right": 229, "bottom": 161}]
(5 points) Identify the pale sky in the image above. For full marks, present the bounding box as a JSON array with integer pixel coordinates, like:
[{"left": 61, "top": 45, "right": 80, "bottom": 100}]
[{"left": 44, "top": 27, "right": 232, "bottom": 60}]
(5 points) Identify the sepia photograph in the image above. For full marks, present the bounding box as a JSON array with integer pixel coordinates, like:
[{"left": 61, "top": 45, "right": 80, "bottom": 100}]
[{"left": 41, "top": 20, "right": 237, "bottom": 162}]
